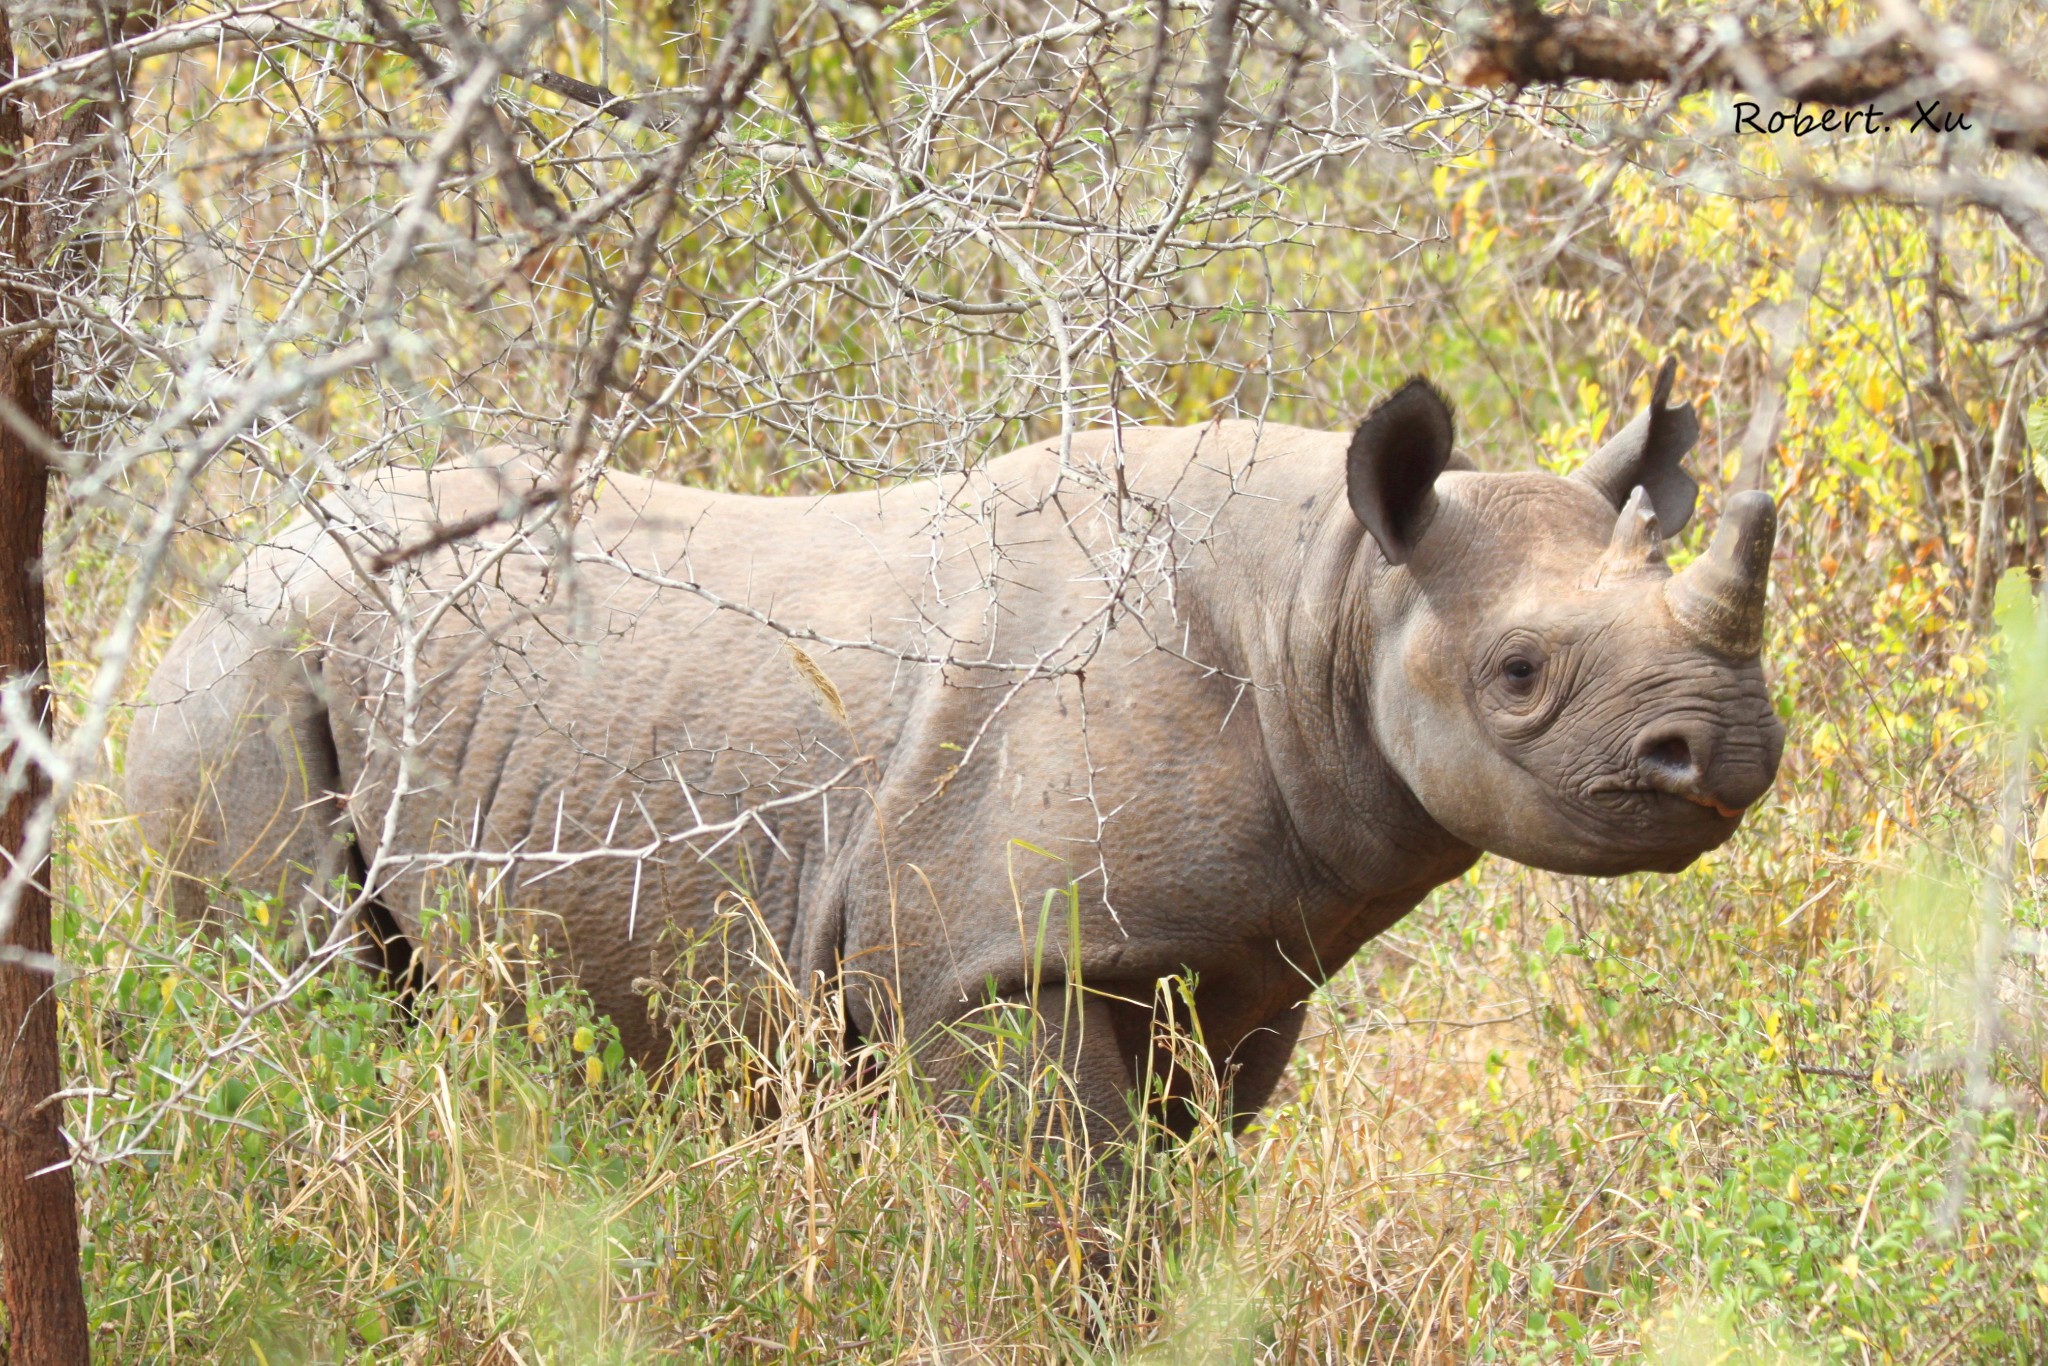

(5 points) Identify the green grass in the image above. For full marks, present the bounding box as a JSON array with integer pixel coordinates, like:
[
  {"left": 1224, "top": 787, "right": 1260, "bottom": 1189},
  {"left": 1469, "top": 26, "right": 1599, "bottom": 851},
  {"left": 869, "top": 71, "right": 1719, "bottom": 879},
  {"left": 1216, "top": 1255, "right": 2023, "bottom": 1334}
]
[
  {"left": 28, "top": 4, "right": 2048, "bottom": 1359},
  {"left": 48, "top": 779, "right": 2048, "bottom": 1363}
]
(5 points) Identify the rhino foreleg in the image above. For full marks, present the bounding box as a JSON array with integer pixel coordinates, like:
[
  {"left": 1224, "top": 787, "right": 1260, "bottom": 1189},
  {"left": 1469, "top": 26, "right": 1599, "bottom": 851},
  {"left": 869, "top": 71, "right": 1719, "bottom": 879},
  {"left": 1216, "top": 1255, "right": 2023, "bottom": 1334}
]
[
  {"left": 923, "top": 983, "right": 1139, "bottom": 1171},
  {"left": 1218, "top": 1003, "right": 1308, "bottom": 1133}
]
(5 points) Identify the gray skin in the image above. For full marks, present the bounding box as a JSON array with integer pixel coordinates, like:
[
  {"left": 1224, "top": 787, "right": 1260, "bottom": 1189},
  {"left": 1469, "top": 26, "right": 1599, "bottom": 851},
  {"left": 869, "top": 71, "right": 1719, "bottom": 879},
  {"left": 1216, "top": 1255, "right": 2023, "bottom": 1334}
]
[{"left": 123, "top": 364, "right": 1784, "bottom": 1147}]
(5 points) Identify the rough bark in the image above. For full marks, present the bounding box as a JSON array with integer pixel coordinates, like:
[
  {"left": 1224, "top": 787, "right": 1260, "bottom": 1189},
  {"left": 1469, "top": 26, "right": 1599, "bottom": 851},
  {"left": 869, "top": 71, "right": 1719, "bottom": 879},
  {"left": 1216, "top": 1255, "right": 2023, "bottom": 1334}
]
[
  {"left": 0, "top": 396, "right": 73, "bottom": 1366},
  {"left": 0, "top": 2, "right": 81, "bottom": 1352},
  {"left": 0, "top": 2, "right": 164, "bottom": 1355}
]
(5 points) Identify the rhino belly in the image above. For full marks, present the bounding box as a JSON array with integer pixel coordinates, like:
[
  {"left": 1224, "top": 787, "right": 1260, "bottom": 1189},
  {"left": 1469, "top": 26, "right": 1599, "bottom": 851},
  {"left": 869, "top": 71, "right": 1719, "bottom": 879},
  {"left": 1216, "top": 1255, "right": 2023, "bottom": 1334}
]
[{"left": 320, "top": 584, "right": 888, "bottom": 1051}]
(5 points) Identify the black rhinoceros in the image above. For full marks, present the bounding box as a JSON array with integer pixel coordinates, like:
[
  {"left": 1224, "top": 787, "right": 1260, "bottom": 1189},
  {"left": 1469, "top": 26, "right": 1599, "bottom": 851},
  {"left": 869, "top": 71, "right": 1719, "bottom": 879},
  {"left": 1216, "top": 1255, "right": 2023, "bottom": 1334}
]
[{"left": 125, "top": 359, "right": 1782, "bottom": 1146}]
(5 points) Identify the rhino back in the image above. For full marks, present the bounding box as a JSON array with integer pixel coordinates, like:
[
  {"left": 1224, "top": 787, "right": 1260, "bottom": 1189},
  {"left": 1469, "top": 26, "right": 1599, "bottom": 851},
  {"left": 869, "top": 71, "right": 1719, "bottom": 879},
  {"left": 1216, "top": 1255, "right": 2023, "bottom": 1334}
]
[{"left": 259, "top": 422, "right": 1434, "bottom": 1057}]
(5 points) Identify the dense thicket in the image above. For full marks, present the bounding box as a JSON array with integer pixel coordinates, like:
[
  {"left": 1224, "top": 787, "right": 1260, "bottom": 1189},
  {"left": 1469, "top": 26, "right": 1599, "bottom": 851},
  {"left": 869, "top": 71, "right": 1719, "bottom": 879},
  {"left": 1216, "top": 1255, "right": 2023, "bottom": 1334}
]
[{"left": 1, "top": 1, "right": 2044, "bottom": 1359}]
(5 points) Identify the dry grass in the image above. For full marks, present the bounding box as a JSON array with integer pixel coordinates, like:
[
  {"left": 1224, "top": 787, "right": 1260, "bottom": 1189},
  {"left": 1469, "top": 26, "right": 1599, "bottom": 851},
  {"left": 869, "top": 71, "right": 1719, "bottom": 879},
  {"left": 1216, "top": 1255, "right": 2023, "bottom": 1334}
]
[
  {"left": 50, "top": 738, "right": 2048, "bottom": 1361},
  {"left": 23, "top": 4, "right": 2048, "bottom": 1360}
]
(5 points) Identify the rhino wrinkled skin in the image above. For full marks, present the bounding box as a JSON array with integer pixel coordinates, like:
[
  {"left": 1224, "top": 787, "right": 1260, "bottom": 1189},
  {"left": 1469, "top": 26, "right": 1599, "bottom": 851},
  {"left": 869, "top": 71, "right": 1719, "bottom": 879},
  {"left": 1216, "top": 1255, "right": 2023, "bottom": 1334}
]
[{"left": 124, "top": 362, "right": 1784, "bottom": 1145}]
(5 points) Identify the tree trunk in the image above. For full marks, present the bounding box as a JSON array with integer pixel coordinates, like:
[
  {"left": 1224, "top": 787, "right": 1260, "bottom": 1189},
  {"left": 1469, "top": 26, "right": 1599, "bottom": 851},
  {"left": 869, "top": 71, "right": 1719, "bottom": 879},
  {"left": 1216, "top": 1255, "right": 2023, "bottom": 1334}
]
[
  {"left": 0, "top": 5, "right": 85, "bottom": 1358},
  {"left": 0, "top": 415, "right": 74, "bottom": 1366}
]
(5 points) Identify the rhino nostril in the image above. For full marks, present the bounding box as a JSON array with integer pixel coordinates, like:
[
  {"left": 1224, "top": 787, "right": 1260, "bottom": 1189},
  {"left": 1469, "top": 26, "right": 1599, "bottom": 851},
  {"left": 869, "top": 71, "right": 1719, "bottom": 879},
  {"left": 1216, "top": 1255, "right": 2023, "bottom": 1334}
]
[
  {"left": 1635, "top": 727, "right": 1709, "bottom": 793},
  {"left": 1646, "top": 736, "right": 1692, "bottom": 773}
]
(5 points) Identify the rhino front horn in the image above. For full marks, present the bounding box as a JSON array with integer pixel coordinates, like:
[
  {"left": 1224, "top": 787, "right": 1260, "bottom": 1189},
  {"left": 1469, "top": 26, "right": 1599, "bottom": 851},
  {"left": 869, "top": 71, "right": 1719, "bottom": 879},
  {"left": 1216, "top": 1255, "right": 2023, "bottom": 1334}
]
[{"left": 1666, "top": 490, "right": 1776, "bottom": 657}]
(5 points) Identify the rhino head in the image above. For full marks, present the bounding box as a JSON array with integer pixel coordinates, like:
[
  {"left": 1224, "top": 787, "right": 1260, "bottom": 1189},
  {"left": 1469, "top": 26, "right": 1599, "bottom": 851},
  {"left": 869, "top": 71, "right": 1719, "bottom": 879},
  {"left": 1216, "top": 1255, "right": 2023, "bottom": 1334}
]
[{"left": 1349, "top": 359, "right": 1784, "bottom": 877}]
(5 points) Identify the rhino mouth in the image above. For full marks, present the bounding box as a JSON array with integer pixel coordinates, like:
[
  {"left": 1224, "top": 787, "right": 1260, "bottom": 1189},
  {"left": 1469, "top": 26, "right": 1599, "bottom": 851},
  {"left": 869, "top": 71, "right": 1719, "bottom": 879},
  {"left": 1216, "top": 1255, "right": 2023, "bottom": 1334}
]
[
  {"left": 1582, "top": 780, "right": 1748, "bottom": 828},
  {"left": 1680, "top": 793, "right": 1747, "bottom": 820},
  {"left": 1632, "top": 788, "right": 1745, "bottom": 824}
]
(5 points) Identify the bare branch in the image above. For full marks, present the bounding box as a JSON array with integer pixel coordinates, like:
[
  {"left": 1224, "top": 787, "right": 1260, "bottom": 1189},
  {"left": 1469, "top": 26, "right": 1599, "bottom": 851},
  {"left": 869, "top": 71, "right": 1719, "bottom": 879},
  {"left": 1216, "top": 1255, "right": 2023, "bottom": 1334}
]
[{"left": 1453, "top": 0, "right": 2048, "bottom": 158}]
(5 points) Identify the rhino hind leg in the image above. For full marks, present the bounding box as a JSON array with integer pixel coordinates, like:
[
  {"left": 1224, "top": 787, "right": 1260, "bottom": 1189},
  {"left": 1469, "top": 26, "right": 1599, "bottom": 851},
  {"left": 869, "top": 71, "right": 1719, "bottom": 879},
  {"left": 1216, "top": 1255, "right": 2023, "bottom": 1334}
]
[
  {"left": 347, "top": 839, "right": 424, "bottom": 1007},
  {"left": 125, "top": 608, "right": 406, "bottom": 979}
]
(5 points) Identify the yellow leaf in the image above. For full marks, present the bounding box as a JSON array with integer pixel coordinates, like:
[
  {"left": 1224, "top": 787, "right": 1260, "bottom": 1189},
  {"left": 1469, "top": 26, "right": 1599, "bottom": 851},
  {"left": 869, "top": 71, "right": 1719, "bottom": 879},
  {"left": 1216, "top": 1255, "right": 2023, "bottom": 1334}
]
[
  {"left": 572, "top": 1025, "right": 595, "bottom": 1054},
  {"left": 585, "top": 1055, "right": 604, "bottom": 1087}
]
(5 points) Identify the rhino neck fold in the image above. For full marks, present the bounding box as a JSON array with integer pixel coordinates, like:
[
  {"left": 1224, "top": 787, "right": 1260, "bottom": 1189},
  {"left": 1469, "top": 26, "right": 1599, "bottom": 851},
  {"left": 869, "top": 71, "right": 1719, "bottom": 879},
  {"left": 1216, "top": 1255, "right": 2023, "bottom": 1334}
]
[{"left": 1206, "top": 479, "right": 1477, "bottom": 909}]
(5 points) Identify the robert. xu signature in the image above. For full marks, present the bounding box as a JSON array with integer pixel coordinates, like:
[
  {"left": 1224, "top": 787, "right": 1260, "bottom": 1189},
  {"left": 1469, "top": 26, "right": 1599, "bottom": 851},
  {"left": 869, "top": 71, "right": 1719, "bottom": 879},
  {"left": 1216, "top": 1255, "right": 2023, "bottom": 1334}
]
[{"left": 1733, "top": 99, "right": 1974, "bottom": 137}]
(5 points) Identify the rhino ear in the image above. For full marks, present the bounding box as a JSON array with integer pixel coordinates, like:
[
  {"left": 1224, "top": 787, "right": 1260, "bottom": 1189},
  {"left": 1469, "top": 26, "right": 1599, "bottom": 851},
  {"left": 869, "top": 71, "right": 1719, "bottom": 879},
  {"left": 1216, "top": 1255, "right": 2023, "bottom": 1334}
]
[
  {"left": 1571, "top": 357, "right": 1700, "bottom": 535},
  {"left": 1347, "top": 377, "right": 1455, "bottom": 567}
]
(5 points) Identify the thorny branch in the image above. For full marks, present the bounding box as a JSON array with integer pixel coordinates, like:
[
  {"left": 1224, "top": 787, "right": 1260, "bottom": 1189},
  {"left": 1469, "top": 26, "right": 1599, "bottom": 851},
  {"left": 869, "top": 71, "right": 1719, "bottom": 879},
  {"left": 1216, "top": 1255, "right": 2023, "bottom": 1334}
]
[
  {"left": 1455, "top": 0, "right": 2048, "bottom": 157},
  {"left": 8, "top": 0, "right": 1429, "bottom": 1167},
  {"left": 1453, "top": 1, "right": 2048, "bottom": 278},
  {"left": 3, "top": 0, "right": 2041, "bottom": 1188}
]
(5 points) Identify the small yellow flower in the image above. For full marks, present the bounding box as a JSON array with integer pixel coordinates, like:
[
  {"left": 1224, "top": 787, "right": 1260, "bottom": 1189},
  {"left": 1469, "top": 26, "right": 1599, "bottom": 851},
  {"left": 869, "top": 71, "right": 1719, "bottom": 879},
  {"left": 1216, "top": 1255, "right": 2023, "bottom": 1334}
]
[
  {"left": 585, "top": 1055, "right": 603, "bottom": 1087},
  {"left": 571, "top": 1026, "right": 595, "bottom": 1054}
]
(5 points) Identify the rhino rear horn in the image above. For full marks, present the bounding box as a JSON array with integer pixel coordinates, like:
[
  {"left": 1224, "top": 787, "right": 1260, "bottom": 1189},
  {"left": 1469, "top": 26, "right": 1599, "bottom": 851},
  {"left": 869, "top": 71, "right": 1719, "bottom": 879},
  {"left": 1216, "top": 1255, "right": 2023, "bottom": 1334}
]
[
  {"left": 1590, "top": 484, "right": 1663, "bottom": 586},
  {"left": 1348, "top": 377, "right": 1455, "bottom": 566},
  {"left": 1573, "top": 357, "right": 1701, "bottom": 536},
  {"left": 1666, "top": 490, "right": 1776, "bottom": 657}
]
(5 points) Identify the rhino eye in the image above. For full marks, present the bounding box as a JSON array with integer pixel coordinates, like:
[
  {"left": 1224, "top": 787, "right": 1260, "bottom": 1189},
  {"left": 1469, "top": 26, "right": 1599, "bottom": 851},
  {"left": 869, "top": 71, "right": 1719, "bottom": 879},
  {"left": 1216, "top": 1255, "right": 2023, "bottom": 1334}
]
[{"left": 1502, "top": 656, "right": 1539, "bottom": 685}]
